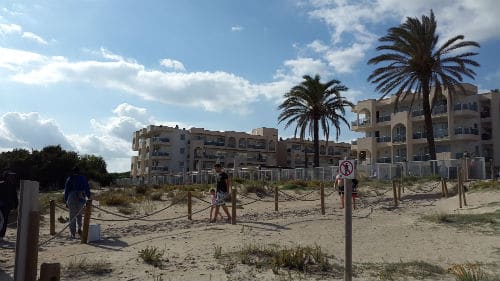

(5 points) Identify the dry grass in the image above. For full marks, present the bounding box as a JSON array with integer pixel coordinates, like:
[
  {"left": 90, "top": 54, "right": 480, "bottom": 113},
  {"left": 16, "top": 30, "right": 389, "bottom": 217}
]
[
  {"left": 138, "top": 246, "right": 166, "bottom": 268},
  {"left": 360, "top": 260, "right": 446, "bottom": 281},
  {"left": 65, "top": 257, "right": 112, "bottom": 277},
  {"left": 423, "top": 210, "right": 500, "bottom": 235}
]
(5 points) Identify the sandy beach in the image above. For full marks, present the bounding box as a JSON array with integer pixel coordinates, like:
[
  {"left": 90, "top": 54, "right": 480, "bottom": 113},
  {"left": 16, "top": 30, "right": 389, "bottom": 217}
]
[{"left": 1, "top": 180, "right": 499, "bottom": 281}]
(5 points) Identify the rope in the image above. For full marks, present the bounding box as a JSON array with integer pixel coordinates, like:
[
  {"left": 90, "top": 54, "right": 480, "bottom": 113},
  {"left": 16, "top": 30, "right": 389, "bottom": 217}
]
[
  {"left": 92, "top": 205, "right": 212, "bottom": 222},
  {"left": 404, "top": 181, "right": 441, "bottom": 193},
  {"left": 39, "top": 204, "right": 86, "bottom": 247},
  {"left": 90, "top": 194, "right": 188, "bottom": 221},
  {"left": 278, "top": 190, "right": 319, "bottom": 202}
]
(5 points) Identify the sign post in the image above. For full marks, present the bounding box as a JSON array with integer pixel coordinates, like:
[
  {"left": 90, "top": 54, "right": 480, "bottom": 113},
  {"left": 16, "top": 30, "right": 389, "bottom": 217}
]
[{"left": 339, "top": 159, "right": 355, "bottom": 281}]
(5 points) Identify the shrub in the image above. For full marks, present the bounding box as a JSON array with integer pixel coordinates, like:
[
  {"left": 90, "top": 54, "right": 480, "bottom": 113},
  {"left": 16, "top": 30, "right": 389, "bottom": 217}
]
[
  {"left": 449, "top": 263, "right": 484, "bottom": 281},
  {"left": 149, "top": 192, "right": 164, "bottom": 201},
  {"left": 138, "top": 246, "right": 165, "bottom": 268}
]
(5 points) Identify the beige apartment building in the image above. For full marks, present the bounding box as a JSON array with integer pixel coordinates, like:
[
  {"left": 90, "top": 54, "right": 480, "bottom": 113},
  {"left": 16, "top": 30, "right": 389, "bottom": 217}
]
[
  {"left": 131, "top": 126, "right": 279, "bottom": 177},
  {"left": 276, "top": 138, "right": 351, "bottom": 167},
  {"left": 131, "top": 125, "right": 352, "bottom": 178},
  {"left": 350, "top": 84, "right": 500, "bottom": 167}
]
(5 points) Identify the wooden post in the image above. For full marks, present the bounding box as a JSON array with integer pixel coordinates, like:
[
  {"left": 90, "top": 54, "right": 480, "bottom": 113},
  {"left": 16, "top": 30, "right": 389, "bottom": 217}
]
[
  {"left": 274, "top": 185, "right": 278, "bottom": 212},
  {"left": 187, "top": 191, "right": 192, "bottom": 220},
  {"left": 81, "top": 199, "right": 92, "bottom": 244},
  {"left": 458, "top": 169, "right": 463, "bottom": 209},
  {"left": 462, "top": 180, "right": 467, "bottom": 207},
  {"left": 39, "top": 263, "right": 61, "bottom": 281},
  {"left": 14, "top": 180, "right": 40, "bottom": 281},
  {"left": 344, "top": 178, "right": 352, "bottom": 281},
  {"left": 443, "top": 178, "right": 448, "bottom": 198},
  {"left": 392, "top": 180, "right": 398, "bottom": 207},
  {"left": 397, "top": 180, "right": 402, "bottom": 201},
  {"left": 49, "top": 200, "right": 55, "bottom": 235},
  {"left": 441, "top": 178, "right": 445, "bottom": 197},
  {"left": 231, "top": 187, "right": 236, "bottom": 225},
  {"left": 320, "top": 183, "right": 325, "bottom": 215}
]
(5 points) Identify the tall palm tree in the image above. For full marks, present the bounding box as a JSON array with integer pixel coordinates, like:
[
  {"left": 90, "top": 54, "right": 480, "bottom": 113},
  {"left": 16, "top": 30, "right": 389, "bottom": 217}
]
[
  {"left": 367, "top": 10, "right": 480, "bottom": 160},
  {"left": 278, "top": 74, "right": 353, "bottom": 167}
]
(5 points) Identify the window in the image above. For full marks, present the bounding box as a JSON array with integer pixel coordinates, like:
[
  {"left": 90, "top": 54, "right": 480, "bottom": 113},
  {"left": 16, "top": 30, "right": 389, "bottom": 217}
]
[
  {"left": 179, "top": 161, "right": 184, "bottom": 167},
  {"left": 180, "top": 134, "right": 185, "bottom": 140},
  {"left": 180, "top": 148, "right": 185, "bottom": 154}
]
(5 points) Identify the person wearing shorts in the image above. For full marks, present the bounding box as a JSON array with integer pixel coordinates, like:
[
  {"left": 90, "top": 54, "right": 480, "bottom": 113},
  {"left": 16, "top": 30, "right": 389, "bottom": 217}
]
[{"left": 211, "top": 164, "right": 232, "bottom": 223}]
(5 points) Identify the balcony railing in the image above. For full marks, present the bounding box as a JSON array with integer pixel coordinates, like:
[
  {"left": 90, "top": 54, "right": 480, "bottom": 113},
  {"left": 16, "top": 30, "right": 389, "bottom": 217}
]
[
  {"left": 454, "top": 128, "right": 479, "bottom": 135},
  {"left": 151, "top": 137, "right": 170, "bottom": 143},
  {"left": 376, "top": 157, "right": 392, "bottom": 163},
  {"left": 247, "top": 144, "right": 266, "bottom": 149},
  {"left": 454, "top": 103, "right": 478, "bottom": 112},
  {"left": 413, "top": 154, "right": 431, "bottom": 161},
  {"left": 411, "top": 109, "right": 424, "bottom": 117},
  {"left": 393, "top": 155, "right": 407, "bottom": 162},
  {"left": 376, "top": 136, "right": 391, "bottom": 143},
  {"left": 351, "top": 119, "right": 370, "bottom": 126},
  {"left": 413, "top": 132, "right": 427, "bottom": 139},
  {"left": 376, "top": 115, "right": 391, "bottom": 123},
  {"left": 392, "top": 135, "right": 406, "bottom": 143},
  {"left": 481, "top": 133, "right": 492, "bottom": 140},
  {"left": 351, "top": 140, "right": 357, "bottom": 145},
  {"left": 151, "top": 166, "right": 169, "bottom": 171},
  {"left": 204, "top": 140, "right": 225, "bottom": 146},
  {"left": 151, "top": 151, "right": 170, "bottom": 157},
  {"left": 432, "top": 105, "right": 447, "bottom": 115},
  {"left": 480, "top": 111, "right": 491, "bottom": 118}
]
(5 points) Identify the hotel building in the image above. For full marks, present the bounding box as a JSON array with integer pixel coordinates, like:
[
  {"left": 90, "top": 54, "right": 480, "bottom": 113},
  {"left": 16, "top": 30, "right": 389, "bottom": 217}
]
[
  {"left": 131, "top": 126, "right": 351, "bottom": 178},
  {"left": 350, "top": 84, "right": 500, "bottom": 167}
]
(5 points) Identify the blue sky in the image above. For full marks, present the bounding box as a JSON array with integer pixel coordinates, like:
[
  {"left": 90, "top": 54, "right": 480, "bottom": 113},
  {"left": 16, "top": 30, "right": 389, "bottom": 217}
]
[{"left": 0, "top": 0, "right": 499, "bottom": 172}]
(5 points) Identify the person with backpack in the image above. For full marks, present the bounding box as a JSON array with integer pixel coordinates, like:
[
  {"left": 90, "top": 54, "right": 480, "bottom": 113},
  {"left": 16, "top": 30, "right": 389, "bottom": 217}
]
[{"left": 64, "top": 166, "right": 91, "bottom": 239}]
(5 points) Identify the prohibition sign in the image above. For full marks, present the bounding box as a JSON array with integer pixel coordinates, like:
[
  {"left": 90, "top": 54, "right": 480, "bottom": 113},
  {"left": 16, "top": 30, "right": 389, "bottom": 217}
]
[{"left": 339, "top": 160, "right": 355, "bottom": 179}]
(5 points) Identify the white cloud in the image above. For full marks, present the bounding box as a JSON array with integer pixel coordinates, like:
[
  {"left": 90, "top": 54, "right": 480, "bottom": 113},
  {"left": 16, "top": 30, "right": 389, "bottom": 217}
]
[
  {"left": 231, "top": 25, "right": 243, "bottom": 32},
  {"left": 305, "top": 0, "right": 500, "bottom": 74},
  {"left": 22, "top": 32, "right": 48, "bottom": 45},
  {"left": 274, "top": 57, "right": 330, "bottom": 81},
  {"left": 159, "top": 58, "right": 186, "bottom": 71},
  {"left": 0, "top": 22, "right": 48, "bottom": 44},
  {"left": 0, "top": 23, "right": 22, "bottom": 34},
  {"left": 0, "top": 112, "right": 73, "bottom": 149},
  {"left": 0, "top": 105, "right": 194, "bottom": 172}
]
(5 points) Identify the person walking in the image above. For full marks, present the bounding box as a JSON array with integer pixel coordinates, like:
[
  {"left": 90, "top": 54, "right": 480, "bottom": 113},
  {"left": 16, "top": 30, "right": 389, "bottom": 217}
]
[
  {"left": 333, "top": 174, "right": 345, "bottom": 209},
  {"left": 64, "top": 166, "right": 91, "bottom": 238},
  {"left": 209, "top": 188, "right": 224, "bottom": 221},
  {"left": 0, "top": 170, "right": 19, "bottom": 242},
  {"left": 211, "top": 164, "right": 232, "bottom": 223}
]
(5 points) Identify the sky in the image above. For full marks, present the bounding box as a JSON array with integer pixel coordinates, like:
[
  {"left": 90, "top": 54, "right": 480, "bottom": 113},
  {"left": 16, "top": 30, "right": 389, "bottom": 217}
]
[{"left": 0, "top": 0, "right": 499, "bottom": 172}]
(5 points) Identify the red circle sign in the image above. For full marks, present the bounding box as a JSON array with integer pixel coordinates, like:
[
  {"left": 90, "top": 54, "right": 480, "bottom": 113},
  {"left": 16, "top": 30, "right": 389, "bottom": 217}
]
[{"left": 339, "top": 160, "right": 354, "bottom": 177}]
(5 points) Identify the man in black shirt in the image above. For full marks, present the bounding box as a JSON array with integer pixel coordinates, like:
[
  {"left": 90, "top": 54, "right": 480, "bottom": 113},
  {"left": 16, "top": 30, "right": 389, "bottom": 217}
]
[{"left": 211, "top": 164, "right": 232, "bottom": 223}]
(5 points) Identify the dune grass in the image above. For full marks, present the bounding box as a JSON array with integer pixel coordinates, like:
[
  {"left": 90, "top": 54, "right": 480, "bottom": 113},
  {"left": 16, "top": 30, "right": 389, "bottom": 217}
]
[
  {"left": 65, "top": 257, "right": 112, "bottom": 277},
  {"left": 360, "top": 260, "right": 446, "bottom": 281},
  {"left": 423, "top": 210, "right": 500, "bottom": 235}
]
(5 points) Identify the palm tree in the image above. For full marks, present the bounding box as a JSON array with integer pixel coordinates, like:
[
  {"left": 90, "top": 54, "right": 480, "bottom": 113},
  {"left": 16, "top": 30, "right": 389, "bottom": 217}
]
[
  {"left": 278, "top": 74, "right": 353, "bottom": 167},
  {"left": 367, "top": 10, "right": 480, "bottom": 160}
]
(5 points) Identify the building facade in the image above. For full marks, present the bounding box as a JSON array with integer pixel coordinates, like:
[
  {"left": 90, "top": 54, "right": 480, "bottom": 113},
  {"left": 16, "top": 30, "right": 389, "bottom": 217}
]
[
  {"left": 350, "top": 84, "right": 500, "bottom": 167},
  {"left": 131, "top": 126, "right": 352, "bottom": 178},
  {"left": 276, "top": 138, "right": 351, "bottom": 168}
]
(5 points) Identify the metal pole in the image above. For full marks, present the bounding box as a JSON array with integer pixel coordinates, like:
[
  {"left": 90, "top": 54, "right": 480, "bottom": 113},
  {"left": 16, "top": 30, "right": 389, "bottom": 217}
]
[{"left": 344, "top": 178, "right": 352, "bottom": 281}]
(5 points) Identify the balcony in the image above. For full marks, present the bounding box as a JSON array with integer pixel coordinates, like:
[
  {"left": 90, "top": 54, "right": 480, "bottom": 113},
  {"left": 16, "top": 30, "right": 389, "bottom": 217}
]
[
  {"left": 151, "top": 137, "right": 170, "bottom": 143},
  {"left": 454, "top": 103, "right": 478, "bottom": 117},
  {"left": 151, "top": 166, "right": 169, "bottom": 172},
  {"left": 376, "top": 157, "right": 392, "bottom": 163},
  {"left": 413, "top": 154, "right": 431, "bottom": 161},
  {"left": 480, "top": 111, "right": 491, "bottom": 118},
  {"left": 376, "top": 115, "right": 391, "bottom": 123},
  {"left": 376, "top": 136, "right": 391, "bottom": 143},
  {"left": 351, "top": 140, "right": 357, "bottom": 145},
  {"left": 413, "top": 132, "right": 427, "bottom": 139},
  {"left": 454, "top": 127, "right": 479, "bottom": 135},
  {"left": 204, "top": 140, "right": 226, "bottom": 146},
  {"left": 432, "top": 105, "right": 447, "bottom": 115},
  {"left": 351, "top": 119, "right": 371, "bottom": 130},
  {"left": 411, "top": 109, "right": 424, "bottom": 117},
  {"left": 392, "top": 135, "right": 406, "bottom": 143},
  {"left": 151, "top": 151, "right": 170, "bottom": 157},
  {"left": 247, "top": 144, "right": 266, "bottom": 150},
  {"left": 481, "top": 133, "right": 492, "bottom": 140},
  {"left": 393, "top": 155, "right": 407, "bottom": 162}
]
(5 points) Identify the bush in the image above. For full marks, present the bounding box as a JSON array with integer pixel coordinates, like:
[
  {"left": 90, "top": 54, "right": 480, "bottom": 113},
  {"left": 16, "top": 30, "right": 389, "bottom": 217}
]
[
  {"left": 149, "top": 192, "right": 164, "bottom": 201},
  {"left": 138, "top": 246, "right": 165, "bottom": 268},
  {"left": 449, "top": 263, "right": 485, "bottom": 281}
]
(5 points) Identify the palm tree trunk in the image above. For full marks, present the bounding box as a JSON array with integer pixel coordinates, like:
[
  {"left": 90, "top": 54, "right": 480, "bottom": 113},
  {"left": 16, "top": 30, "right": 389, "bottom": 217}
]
[
  {"left": 422, "top": 86, "right": 437, "bottom": 160},
  {"left": 313, "top": 118, "right": 320, "bottom": 167}
]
